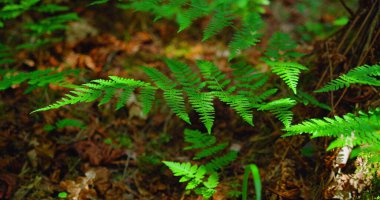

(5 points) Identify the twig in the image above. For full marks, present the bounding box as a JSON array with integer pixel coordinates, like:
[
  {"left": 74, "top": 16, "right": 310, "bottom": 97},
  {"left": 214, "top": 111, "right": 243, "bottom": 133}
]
[{"left": 338, "top": 0, "right": 354, "bottom": 17}]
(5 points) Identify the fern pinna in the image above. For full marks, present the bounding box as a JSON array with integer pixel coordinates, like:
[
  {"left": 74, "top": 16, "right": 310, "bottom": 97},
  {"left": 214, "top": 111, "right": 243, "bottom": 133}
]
[
  {"left": 0, "top": 69, "right": 79, "bottom": 93},
  {"left": 164, "top": 129, "right": 238, "bottom": 199},
  {"left": 315, "top": 64, "right": 380, "bottom": 92},
  {"left": 263, "top": 32, "right": 308, "bottom": 94},
  {"left": 284, "top": 109, "right": 380, "bottom": 163}
]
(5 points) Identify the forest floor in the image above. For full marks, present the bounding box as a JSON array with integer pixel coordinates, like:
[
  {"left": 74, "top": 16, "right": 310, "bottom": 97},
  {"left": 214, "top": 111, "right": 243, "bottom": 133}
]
[{"left": 1, "top": 0, "right": 379, "bottom": 199}]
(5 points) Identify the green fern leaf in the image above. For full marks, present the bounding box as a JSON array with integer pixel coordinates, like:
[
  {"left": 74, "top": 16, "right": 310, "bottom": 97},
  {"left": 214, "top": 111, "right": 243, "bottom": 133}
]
[
  {"left": 194, "top": 143, "right": 228, "bottom": 160},
  {"left": 163, "top": 88, "right": 191, "bottom": 124},
  {"left": 205, "top": 150, "right": 238, "bottom": 171},
  {"left": 265, "top": 32, "right": 303, "bottom": 60},
  {"left": 116, "top": 87, "right": 134, "bottom": 110},
  {"left": 177, "top": 0, "right": 208, "bottom": 32},
  {"left": 202, "top": 9, "right": 233, "bottom": 41},
  {"left": 293, "top": 91, "right": 331, "bottom": 111},
  {"left": 33, "top": 76, "right": 152, "bottom": 112},
  {"left": 258, "top": 98, "right": 296, "bottom": 127},
  {"left": 265, "top": 60, "right": 308, "bottom": 94},
  {"left": 228, "top": 12, "right": 263, "bottom": 60},
  {"left": 0, "top": 69, "right": 79, "bottom": 93},
  {"left": 231, "top": 62, "right": 276, "bottom": 105},
  {"left": 34, "top": 4, "right": 68, "bottom": 13},
  {"left": 139, "top": 86, "right": 157, "bottom": 115},
  {"left": 197, "top": 60, "right": 253, "bottom": 125},
  {"left": 184, "top": 129, "right": 216, "bottom": 150},
  {"left": 188, "top": 91, "right": 215, "bottom": 133},
  {"left": 284, "top": 108, "right": 380, "bottom": 138},
  {"left": 143, "top": 66, "right": 177, "bottom": 89},
  {"left": 163, "top": 161, "right": 207, "bottom": 189},
  {"left": 315, "top": 64, "right": 380, "bottom": 92}
]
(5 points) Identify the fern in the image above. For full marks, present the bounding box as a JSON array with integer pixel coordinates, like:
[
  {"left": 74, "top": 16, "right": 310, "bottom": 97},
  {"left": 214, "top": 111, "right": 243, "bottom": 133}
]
[
  {"left": 194, "top": 143, "right": 228, "bottom": 160},
  {"left": 258, "top": 98, "right": 296, "bottom": 127},
  {"left": 231, "top": 62, "right": 277, "bottom": 106},
  {"left": 164, "top": 161, "right": 219, "bottom": 199},
  {"left": 197, "top": 60, "right": 253, "bottom": 125},
  {"left": 284, "top": 109, "right": 380, "bottom": 138},
  {"left": 202, "top": 8, "right": 233, "bottom": 41},
  {"left": 0, "top": 44, "right": 15, "bottom": 64},
  {"left": 292, "top": 90, "right": 331, "bottom": 111},
  {"left": 205, "top": 150, "right": 238, "bottom": 171},
  {"left": 165, "top": 59, "right": 214, "bottom": 132},
  {"left": 24, "top": 13, "right": 79, "bottom": 36},
  {"left": 284, "top": 109, "right": 380, "bottom": 159},
  {"left": 265, "top": 60, "right": 308, "bottom": 94},
  {"left": 176, "top": 0, "right": 209, "bottom": 32},
  {"left": 315, "top": 64, "right": 380, "bottom": 92},
  {"left": 183, "top": 129, "right": 216, "bottom": 150},
  {"left": 264, "top": 32, "right": 304, "bottom": 60},
  {"left": 143, "top": 66, "right": 191, "bottom": 124},
  {"left": 166, "top": 128, "right": 237, "bottom": 198},
  {"left": 0, "top": 69, "right": 79, "bottom": 93},
  {"left": 228, "top": 12, "right": 263, "bottom": 60},
  {"left": 32, "top": 76, "right": 155, "bottom": 113}
]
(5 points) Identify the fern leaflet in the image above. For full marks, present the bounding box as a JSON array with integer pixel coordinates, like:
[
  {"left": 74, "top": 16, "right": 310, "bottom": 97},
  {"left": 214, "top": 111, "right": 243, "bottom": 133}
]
[
  {"left": 32, "top": 76, "right": 154, "bottom": 112},
  {"left": 265, "top": 60, "right": 308, "bottom": 94},
  {"left": 258, "top": 98, "right": 296, "bottom": 127},
  {"left": 315, "top": 64, "right": 380, "bottom": 92},
  {"left": 183, "top": 129, "right": 216, "bottom": 150},
  {"left": 202, "top": 8, "right": 233, "bottom": 41},
  {"left": 228, "top": 12, "right": 263, "bottom": 60}
]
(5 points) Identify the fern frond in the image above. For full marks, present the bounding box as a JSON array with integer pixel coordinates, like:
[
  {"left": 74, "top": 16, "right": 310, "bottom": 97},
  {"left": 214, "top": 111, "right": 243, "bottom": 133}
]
[
  {"left": 228, "top": 12, "right": 263, "bottom": 60},
  {"left": 197, "top": 60, "right": 253, "bottom": 125},
  {"left": 24, "top": 13, "right": 79, "bottom": 35},
  {"left": 165, "top": 59, "right": 214, "bottom": 132},
  {"left": 163, "top": 161, "right": 207, "bottom": 190},
  {"left": 258, "top": 98, "right": 296, "bottom": 127},
  {"left": 187, "top": 91, "right": 215, "bottom": 133},
  {"left": 34, "top": 4, "right": 68, "bottom": 13},
  {"left": 205, "top": 150, "right": 238, "bottom": 171},
  {"left": 0, "top": 0, "right": 40, "bottom": 20},
  {"left": 197, "top": 60, "right": 230, "bottom": 91},
  {"left": 220, "top": 94, "right": 253, "bottom": 125},
  {"left": 265, "top": 60, "right": 308, "bottom": 94},
  {"left": 265, "top": 32, "right": 303, "bottom": 60},
  {"left": 33, "top": 76, "right": 153, "bottom": 112},
  {"left": 116, "top": 87, "right": 135, "bottom": 110},
  {"left": 143, "top": 66, "right": 191, "bottom": 123},
  {"left": 315, "top": 64, "right": 380, "bottom": 92},
  {"left": 284, "top": 109, "right": 380, "bottom": 138},
  {"left": 143, "top": 66, "right": 177, "bottom": 89},
  {"left": 0, "top": 69, "right": 79, "bottom": 93},
  {"left": 177, "top": 0, "right": 208, "bottom": 32},
  {"left": 163, "top": 88, "right": 191, "bottom": 124},
  {"left": 231, "top": 62, "right": 276, "bottom": 105},
  {"left": 184, "top": 129, "right": 216, "bottom": 150},
  {"left": 139, "top": 86, "right": 157, "bottom": 115},
  {"left": 194, "top": 172, "right": 219, "bottom": 199},
  {"left": 202, "top": 8, "right": 233, "bottom": 41},
  {"left": 56, "top": 119, "right": 85, "bottom": 129},
  {"left": 165, "top": 58, "right": 202, "bottom": 89},
  {"left": 194, "top": 143, "right": 228, "bottom": 160},
  {"left": 293, "top": 91, "right": 331, "bottom": 111}
]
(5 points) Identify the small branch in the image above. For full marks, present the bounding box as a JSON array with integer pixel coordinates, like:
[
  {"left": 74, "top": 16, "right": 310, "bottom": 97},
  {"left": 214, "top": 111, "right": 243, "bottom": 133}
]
[{"left": 338, "top": 0, "right": 354, "bottom": 17}]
